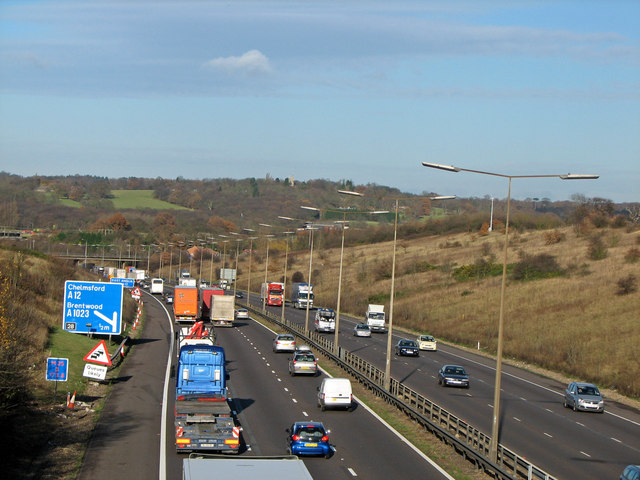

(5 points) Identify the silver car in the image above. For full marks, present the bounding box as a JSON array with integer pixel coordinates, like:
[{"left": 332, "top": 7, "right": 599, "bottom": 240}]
[
  {"left": 288, "top": 352, "right": 318, "bottom": 376},
  {"left": 273, "top": 333, "right": 296, "bottom": 353},
  {"left": 563, "top": 382, "right": 604, "bottom": 413},
  {"left": 353, "top": 323, "right": 371, "bottom": 337}
]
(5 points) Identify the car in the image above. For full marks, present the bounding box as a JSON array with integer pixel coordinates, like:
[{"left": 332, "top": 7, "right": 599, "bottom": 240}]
[
  {"left": 164, "top": 293, "right": 174, "bottom": 304},
  {"left": 235, "top": 291, "right": 244, "bottom": 299},
  {"left": 620, "top": 465, "right": 640, "bottom": 480},
  {"left": 438, "top": 365, "right": 470, "bottom": 388},
  {"left": 563, "top": 382, "right": 604, "bottom": 413},
  {"left": 287, "top": 422, "right": 332, "bottom": 458},
  {"left": 273, "top": 333, "right": 296, "bottom": 353},
  {"left": 234, "top": 308, "right": 249, "bottom": 320},
  {"left": 417, "top": 334, "right": 437, "bottom": 351},
  {"left": 288, "top": 352, "right": 318, "bottom": 376},
  {"left": 295, "top": 344, "right": 312, "bottom": 353},
  {"left": 395, "top": 339, "right": 419, "bottom": 357},
  {"left": 353, "top": 323, "right": 371, "bottom": 337}
]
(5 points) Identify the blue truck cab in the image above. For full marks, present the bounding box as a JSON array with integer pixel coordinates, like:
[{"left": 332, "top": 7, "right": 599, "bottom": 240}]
[{"left": 177, "top": 344, "right": 227, "bottom": 399}]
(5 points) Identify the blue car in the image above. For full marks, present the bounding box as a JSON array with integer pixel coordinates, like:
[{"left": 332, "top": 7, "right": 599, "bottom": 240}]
[{"left": 287, "top": 422, "right": 332, "bottom": 458}]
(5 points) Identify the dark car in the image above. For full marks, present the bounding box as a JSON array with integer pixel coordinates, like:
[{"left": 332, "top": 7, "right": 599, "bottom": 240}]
[
  {"left": 235, "top": 291, "right": 244, "bottom": 299},
  {"left": 438, "top": 365, "right": 470, "bottom": 388},
  {"left": 286, "top": 422, "right": 332, "bottom": 458},
  {"left": 164, "top": 293, "right": 174, "bottom": 304},
  {"left": 620, "top": 465, "right": 640, "bottom": 480},
  {"left": 395, "top": 339, "right": 419, "bottom": 357},
  {"left": 563, "top": 382, "right": 604, "bottom": 413}
]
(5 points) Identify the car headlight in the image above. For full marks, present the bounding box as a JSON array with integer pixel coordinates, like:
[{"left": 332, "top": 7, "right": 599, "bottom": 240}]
[{"left": 578, "top": 398, "right": 586, "bottom": 405}]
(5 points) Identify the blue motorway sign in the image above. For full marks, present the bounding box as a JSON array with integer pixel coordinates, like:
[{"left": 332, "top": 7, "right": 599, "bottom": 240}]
[
  {"left": 110, "top": 277, "right": 134, "bottom": 288},
  {"left": 46, "top": 357, "right": 69, "bottom": 381},
  {"left": 63, "top": 281, "right": 123, "bottom": 335}
]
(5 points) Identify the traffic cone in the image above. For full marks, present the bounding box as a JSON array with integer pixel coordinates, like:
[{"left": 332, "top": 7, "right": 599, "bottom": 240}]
[
  {"left": 66, "top": 392, "right": 70, "bottom": 407},
  {"left": 68, "top": 390, "right": 76, "bottom": 409}
]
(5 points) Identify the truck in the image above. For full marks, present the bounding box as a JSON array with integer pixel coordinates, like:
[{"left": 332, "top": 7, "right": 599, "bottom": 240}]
[
  {"left": 182, "top": 455, "right": 312, "bottom": 480},
  {"left": 261, "top": 282, "right": 284, "bottom": 306},
  {"left": 290, "top": 283, "right": 314, "bottom": 309},
  {"left": 210, "top": 295, "right": 235, "bottom": 327},
  {"left": 180, "top": 278, "right": 197, "bottom": 287},
  {"left": 175, "top": 344, "right": 241, "bottom": 454},
  {"left": 365, "top": 304, "right": 386, "bottom": 332},
  {"left": 201, "top": 287, "right": 225, "bottom": 319},
  {"left": 174, "top": 286, "right": 199, "bottom": 322},
  {"left": 314, "top": 308, "right": 336, "bottom": 333},
  {"left": 177, "top": 320, "right": 216, "bottom": 350}
]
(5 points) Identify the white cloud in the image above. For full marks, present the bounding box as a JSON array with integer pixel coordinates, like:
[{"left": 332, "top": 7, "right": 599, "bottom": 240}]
[{"left": 202, "top": 50, "right": 272, "bottom": 75}]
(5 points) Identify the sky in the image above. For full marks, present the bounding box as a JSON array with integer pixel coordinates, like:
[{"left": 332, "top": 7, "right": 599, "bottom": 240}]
[{"left": 1, "top": 0, "right": 638, "bottom": 202}]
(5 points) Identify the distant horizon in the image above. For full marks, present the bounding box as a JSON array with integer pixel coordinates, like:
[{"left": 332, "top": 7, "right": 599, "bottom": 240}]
[{"left": 2, "top": 169, "right": 628, "bottom": 204}]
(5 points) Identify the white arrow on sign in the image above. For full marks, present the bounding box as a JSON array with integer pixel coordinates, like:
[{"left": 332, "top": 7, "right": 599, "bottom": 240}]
[{"left": 93, "top": 310, "right": 119, "bottom": 331}]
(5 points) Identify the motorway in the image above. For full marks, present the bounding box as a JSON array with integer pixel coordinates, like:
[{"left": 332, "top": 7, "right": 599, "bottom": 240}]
[
  {"left": 260, "top": 295, "right": 640, "bottom": 480},
  {"left": 79, "top": 289, "right": 454, "bottom": 480}
]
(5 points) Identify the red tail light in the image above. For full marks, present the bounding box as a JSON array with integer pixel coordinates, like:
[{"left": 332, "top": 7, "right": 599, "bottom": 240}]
[
  {"left": 321, "top": 435, "right": 329, "bottom": 442},
  {"left": 292, "top": 435, "right": 300, "bottom": 441}
]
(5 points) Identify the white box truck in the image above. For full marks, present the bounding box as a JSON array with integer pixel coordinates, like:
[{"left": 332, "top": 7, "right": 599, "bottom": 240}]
[
  {"left": 290, "top": 283, "right": 313, "bottom": 309},
  {"left": 365, "top": 304, "right": 386, "bottom": 332}
]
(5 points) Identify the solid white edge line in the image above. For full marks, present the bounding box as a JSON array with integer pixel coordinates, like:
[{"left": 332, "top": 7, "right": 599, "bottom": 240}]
[{"left": 150, "top": 292, "right": 174, "bottom": 480}]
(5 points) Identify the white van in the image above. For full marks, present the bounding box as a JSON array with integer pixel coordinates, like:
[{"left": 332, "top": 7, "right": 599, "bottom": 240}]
[{"left": 317, "top": 378, "right": 353, "bottom": 411}]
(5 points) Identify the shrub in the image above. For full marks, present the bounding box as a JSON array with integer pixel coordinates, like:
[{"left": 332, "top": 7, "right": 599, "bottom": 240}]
[
  {"left": 625, "top": 247, "right": 640, "bottom": 263},
  {"left": 587, "top": 234, "right": 608, "bottom": 260},
  {"left": 291, "top": 271, "right": 305, "bottom": 283},
  {"left": 452, "top": 258, "right": 503, "bottom": 282},
  {"left": 617, "top": 274, "right": 637, "bottom": 295},
  {"left": 512, "top": 253, "right": 564, "bottom": 281},
  {"left": 611, "top": 215, "right": 627, "bottom": 228},
  {"left": 404, "top": 261, "right": 437, "bottom": 275},
  {"left": 544, "top": 230, "right": 566, "bottom": 245},
  {"left": 374, "top": 259, "right": 392, "bottom": 280}
]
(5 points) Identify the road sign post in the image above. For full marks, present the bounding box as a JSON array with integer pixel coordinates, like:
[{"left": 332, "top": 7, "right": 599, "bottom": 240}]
[
  {"left": 46, "top": 357, "right": 69, "bottom": 402},
  {"left": 63, "top": 281, "right": 123, "bottom": 335}
]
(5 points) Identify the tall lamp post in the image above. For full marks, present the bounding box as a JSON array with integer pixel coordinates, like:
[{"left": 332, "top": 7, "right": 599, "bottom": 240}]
[
  {"left": 300, "top": 206, "right": 321, "bottom": 337},
  {"left": 261, "top": 234, "right": 275, "bottom": 313},
  {"left": 280, "top": 231, "right": 295, "bottom": 323},
  {"left": 422, "top": 161, "right": 598, "bottom": 462},
  {"left": 244, "top": 229, "right": 256, "bottom": 306}
]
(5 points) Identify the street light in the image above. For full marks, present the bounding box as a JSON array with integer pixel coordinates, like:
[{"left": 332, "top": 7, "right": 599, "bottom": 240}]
[
  {"left": 422, "top": 161, "right": 598, "bottom": 462},
  {"left": 262, "top": 234, "right": 275, "bottom": 313},
  {"left": 245, "top": 232, "right": 257, "bottom": 307},
  {"left": 280, "top": 231, "right": 295, "bottom": 324}
]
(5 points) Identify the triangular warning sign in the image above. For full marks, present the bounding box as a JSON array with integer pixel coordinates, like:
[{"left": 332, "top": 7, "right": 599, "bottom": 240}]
[{"left": 84, "top": 340, "right": 112, "bottom": 366}]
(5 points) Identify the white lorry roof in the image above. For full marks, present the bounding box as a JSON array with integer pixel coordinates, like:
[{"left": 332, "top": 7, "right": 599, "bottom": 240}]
[{"left": 183, "top": 455, "right": 313, "bottom": 480}]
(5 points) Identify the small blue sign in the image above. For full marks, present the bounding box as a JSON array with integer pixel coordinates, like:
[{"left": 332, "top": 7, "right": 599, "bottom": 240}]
[
  {"left": 63, "top": 281, "right": 123, "bottom": 335},
  {"left": 46, "top": 357, "right": 69, "bottom": 381},
  {"left": 110, "top": 277, "right": 134, "bottom": 288}
]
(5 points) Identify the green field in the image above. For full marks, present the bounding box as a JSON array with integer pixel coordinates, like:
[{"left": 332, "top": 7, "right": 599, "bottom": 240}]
[{"left": 111, "top": 190, "right": 189, "bottom": 210}]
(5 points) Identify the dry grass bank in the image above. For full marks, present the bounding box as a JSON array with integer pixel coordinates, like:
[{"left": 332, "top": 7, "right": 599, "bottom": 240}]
[{"left": 234, "top": 225, "right": 640, "bottom": 399}]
